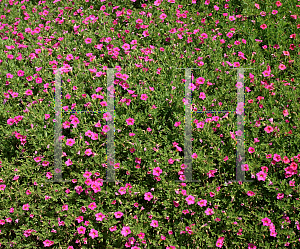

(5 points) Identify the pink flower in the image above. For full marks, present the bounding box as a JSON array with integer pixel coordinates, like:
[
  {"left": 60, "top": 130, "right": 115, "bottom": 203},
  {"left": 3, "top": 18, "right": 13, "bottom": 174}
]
[
  {"left": 102, "top": 125, "right": 110, "bottom": 133},
  {"left": 118, "top": 187, "right": 126, "bottom": 195},
  {"left": 216, "top": 237, "right": 225, "bottom": 248},
  {"left": 173, "top": 200, "right": 180, "bottom": 207},
  {"left": 25, "top": 89, "right": 33, "bottom": 95},
  {"left": 199, "top": 92, "right": 206, "bottom": 100},
  {"left": 45, "top": 114, "right": 50, "bottom": 120},
  {"left": 126, "top": 118, "right": 135, "bottom": 125},
  {"left": 66, "top": 54, "right": 73, "bottom": 61},
  {"left": 174, "top": 121, "right": 181, "bottom": 127},
  {"left": 248, "top": 243, "right": 257, "bottom": 249},
  {"left": 192, "top": 153, "right": 198, "bottom": 159},
  {"left": 17, "top": 70, "right": 24, "bottom": 76},
  {"left": 273, "top": 154, "right": 282, "bottom": 162},
  {"left": 233, "top": 62, "right": 240, "bottom": 67},
  {"left": 159, "top": 13, "right": 167, "bottom": 20},
  {"left": 275, "top": 1, "right": 282, "bottom": 7},
  {"left": 153, "top": 167, "right": 162, "bottom": 176},
  {"left": 236, "top": 102, "right": 244, "bottom": 115},
  {"left": 65, "top": 159, "right": 73, "bottom": 166},
  {"left": 140, "top": 94, "right": 148, "bottom": 101},
  {"left": 114, "top": 211, "right": 124, "bottom": 218},
  {"left": 260, "top": 24, "right": 267, "bottom": 29},
  {"left": 205, "top": 208, "right": 214, "bottom": 215},
  {"left": 85, "top": 38, "right": 92, "bottom": 44},
  {"left": 83, "top": 171, "right": 92, "bottom": 178},
  {"left": 168, "top": 158, "right": 174, "bottom": 164},
  {"left": 122, "top": 43, "right": 130, "bottom": 50},
  {"left": 197, "top": 199, "right": 207, "bottom": 207},
  {"left": 36, "top": 77, "right": 42, "bottom": 84},
  {"left": 248, "top": 147, "right": 255, "bottom": 153},
  {"left": 144, "top": 192, "right": 153, "bottom": 201},
  {"left": 283, "top": 109, "right": 289, "bottom": 117},
  {"left": 278, "top": 64, "right": 286, "bottom": 70},
  {"left": 277, "top": 193, "right": 284, "bottom": 200},
  {"left": 77, "top": 226, "right": 86, "bottom": 235},
  {"left": 0, "top": 185, "right": 6, "bottom": 191},
  {"left": 88, "top": 202, "right": 97, "bottom": 210},
  {"left": 62, "top": 205, "right": 68, "bottom": 211},
  {"left": 89, "top": 228, "right": 98, "bottom": 239},
  {"left": 229, "top": 15, "right": 235, "bottom": 21},
  {"left": 241, "top": 164, "right": 249, "bottom": 171},
  {"left": 261, "top": 217, "right": 271, "bottom": 226},
  {"left": 186, "top": 195, "right": 195, "bottom": 205},
  {"left": 85, "top": 149, "right": 93, "bottom": 156},
  {"left": 6, "top": 73, "right": 13, "bottom": 79},
  {"left": 66, "top": 138, "right": 75, "bottom": 146},
  {"left": 196, "top": 77, "right": 205, "bottom": 84},
  {"left": 11, "top": 92, "right": 18, "bottom": 98},
  {"left": 22, "top": 203, "right": 30, "bottom": 211},
  {"left": 150, "top": 220, "right": 159, "bottom": 227},
  {"left": 235, "top": 81, "right": 243, "bottom": 89},
  {"left": 264, "top": 126, "right": 274, "bottom": 133},
  {"left": 247, "top": 191, "right": 255, "bottom": 197},
  {"left": 256, "top": 170, "right": 267, "bottom": 181},
  {"left": 103, "top": 112, "right": 112, "bottom": 121},
  {"left": 121, "top": 226, "right": 131, "bottom": 237},
  {"left": 7, "top": 118, "right": 15, "bottom": 125},
  {"left": 282, "top": 51, "right": 290, "bottom": 56},
  {"left": 43, "top": 239, "right": 54, "bottom": 247},
  {"left": 95, "top": 212, "right": 106, "bottom": 221}
]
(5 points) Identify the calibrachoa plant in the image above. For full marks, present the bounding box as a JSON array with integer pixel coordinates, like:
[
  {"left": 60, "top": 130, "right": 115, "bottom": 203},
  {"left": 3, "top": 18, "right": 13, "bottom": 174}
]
[{"left": 0, "top": 0, "right": 300, "bottom": 248}]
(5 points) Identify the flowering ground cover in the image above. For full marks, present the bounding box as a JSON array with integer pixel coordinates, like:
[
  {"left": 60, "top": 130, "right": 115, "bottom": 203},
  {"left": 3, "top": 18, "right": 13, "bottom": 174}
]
[{"left": 0, "top": 0, "right": 300, "bottom": 248}]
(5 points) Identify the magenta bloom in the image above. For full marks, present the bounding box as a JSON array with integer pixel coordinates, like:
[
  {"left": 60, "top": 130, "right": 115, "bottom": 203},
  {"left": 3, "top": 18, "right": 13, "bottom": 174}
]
[
  {"left": 66, "top": 138, "right": 75, "bottom": 146},
  {"left": 144, "top": 192, "right": 153, "bottom": 201},
  {"left": 7, "top": 118, "right": 15, "bottom": 125},
  {"left": 114, "top": 211, "right": 124, "bottom": 218},
  {"left": 118, "top": 187, "right": 127, "bottom": 195},
  {"left": 278, "top": 64, "right": 286, "bottom": 70},
  {"left": 22, "top": 203, "right": 30, "bottom": 211},
  {"left": 85, "top": 38, "right": 92, "bottom": 44},
  {"left": 89, "top": 228, "right": 98, "bottom": 239},
  {"left": 62, "top": 204, "right": 68, "bottom": 211},
  {"left": 102, "top": 125, "right": 110, "bottom": 133},
  {"left": 153, "top": 167, "right": 162, "bottom": 176},
  {"left": 150, "top": 220, "right": 159, "bottom": 227},
  {"left": 186, "top": 195, "right": 195, "bottom": 205},
  {"left": 88, "top": 202, "right": 97, "bottom": 210},
  {"left": 126, "top": 118, "right": 135, "bottom": 125},
  {"left": 85, "top": 149, "right": 93, "bottom": 156},
  {"left": 43, "top": 239, "right": 54, "bottom": 247},
  {"left": 256, "top": 171, "right": 267, "bottom": 181},
  {"left": 264, "top": 126, "right": 274, "bottom": 133},
  {"left": 248, "top": 147, "right": 255, "bottom": 153},
  {"left": 25, "top": 89, "right": 33, "bottom": 95},
  {"left": 260, "top": 24, "right": 267, "bottom": 29},
  {"left": 140, "top": 94, "right": 148, "bottom": 101},
  {"left": 77, "top": 226, "right": 86, "bottom": 235},
  {"left": 199, "top": 92, "right": 206, "bottom": 100},
  {"left": 17, "top": 70, "right": 24, "bottom": 76},
  {"left": 121, "top": 226, "right": 131, "bottom": 237},
  {"left": 197, "top": 199, "right": 207, "bottom": 207},
  {"left": 205, "top": 208, "right": 214, "bottom": 215}
]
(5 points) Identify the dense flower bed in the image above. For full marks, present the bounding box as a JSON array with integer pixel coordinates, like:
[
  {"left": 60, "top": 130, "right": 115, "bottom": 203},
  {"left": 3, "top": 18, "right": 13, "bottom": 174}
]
[{"left": 0, "top": 0, "right": 300, "bottom": 248}]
